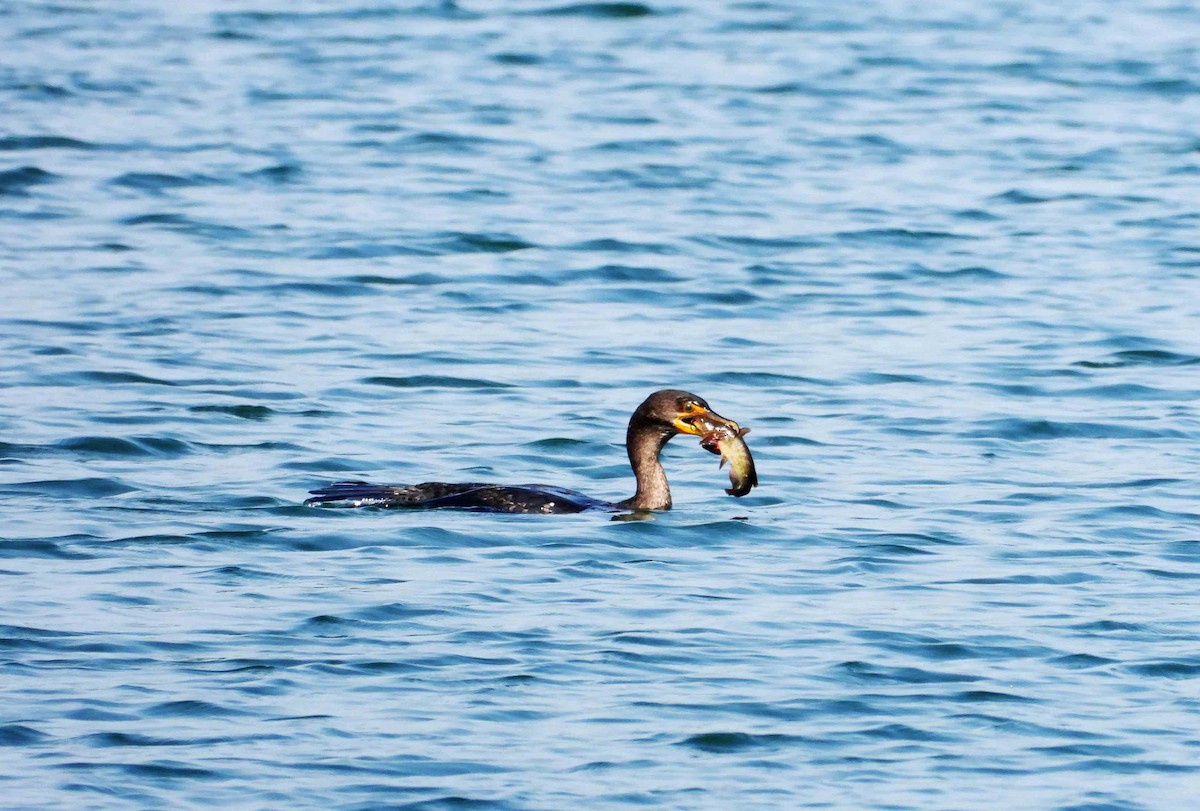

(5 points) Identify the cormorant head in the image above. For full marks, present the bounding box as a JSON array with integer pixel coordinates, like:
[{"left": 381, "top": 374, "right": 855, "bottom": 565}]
[{"left": 633, "top": 389, "right": 741, "bottom": 438}]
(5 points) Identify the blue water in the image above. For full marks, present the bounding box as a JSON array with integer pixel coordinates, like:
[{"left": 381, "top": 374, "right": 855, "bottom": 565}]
[{"left": 3, "top": 1, "right": 1199, "bottom": 808}]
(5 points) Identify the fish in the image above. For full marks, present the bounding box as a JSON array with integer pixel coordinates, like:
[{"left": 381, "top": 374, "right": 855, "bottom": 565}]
[{"left": 699, "top": 423, "right": 758, "bottom": 497}]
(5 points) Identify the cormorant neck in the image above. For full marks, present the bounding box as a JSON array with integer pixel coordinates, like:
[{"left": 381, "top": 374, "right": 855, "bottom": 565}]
[{"left": 620, "top": 415, "right": 675, "bottom": 511}]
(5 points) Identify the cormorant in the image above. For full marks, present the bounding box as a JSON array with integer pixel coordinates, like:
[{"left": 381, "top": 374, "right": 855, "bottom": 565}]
[{"left": 305, "top": 389, "right": 757, "bottom": 513}]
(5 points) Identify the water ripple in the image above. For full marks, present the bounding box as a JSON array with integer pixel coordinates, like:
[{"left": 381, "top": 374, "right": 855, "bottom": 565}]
[{"left": 3, "top": 0, "right": 1199, "bottom": 808}]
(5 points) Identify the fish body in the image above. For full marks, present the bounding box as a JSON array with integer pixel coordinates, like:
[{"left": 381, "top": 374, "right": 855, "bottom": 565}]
[{"left": 699, "top": 423, "right": 758, "bottom": 497}]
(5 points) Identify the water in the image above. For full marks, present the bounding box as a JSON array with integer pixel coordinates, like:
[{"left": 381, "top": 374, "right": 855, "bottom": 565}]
[{"left": 2, "top": 1, "right": 1199, "bottom": 807}]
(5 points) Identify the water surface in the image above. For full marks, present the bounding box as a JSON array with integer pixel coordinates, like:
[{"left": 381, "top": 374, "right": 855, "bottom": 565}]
[{"left": 2, "top": 1, "right": 1199, "bottom": 808}]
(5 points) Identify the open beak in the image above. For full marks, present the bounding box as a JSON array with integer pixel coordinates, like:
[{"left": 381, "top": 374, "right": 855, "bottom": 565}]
[{"left": 673, "top": 408, "right": 740, "bottom": 439}]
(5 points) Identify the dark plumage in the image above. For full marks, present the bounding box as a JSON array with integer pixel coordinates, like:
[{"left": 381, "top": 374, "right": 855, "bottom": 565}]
[{"left": 305, "top": 389, "right": 756, "bottom": 513}]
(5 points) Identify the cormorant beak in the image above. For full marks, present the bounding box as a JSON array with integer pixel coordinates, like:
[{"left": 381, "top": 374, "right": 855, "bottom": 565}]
[{"left": 673, "top": 407, "right": 740, "bottom": 438}]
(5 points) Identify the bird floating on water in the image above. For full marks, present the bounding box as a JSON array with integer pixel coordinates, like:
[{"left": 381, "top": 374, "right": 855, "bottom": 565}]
[{"left": 305, "top": 389, "right": 758, "bottom": 514}]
